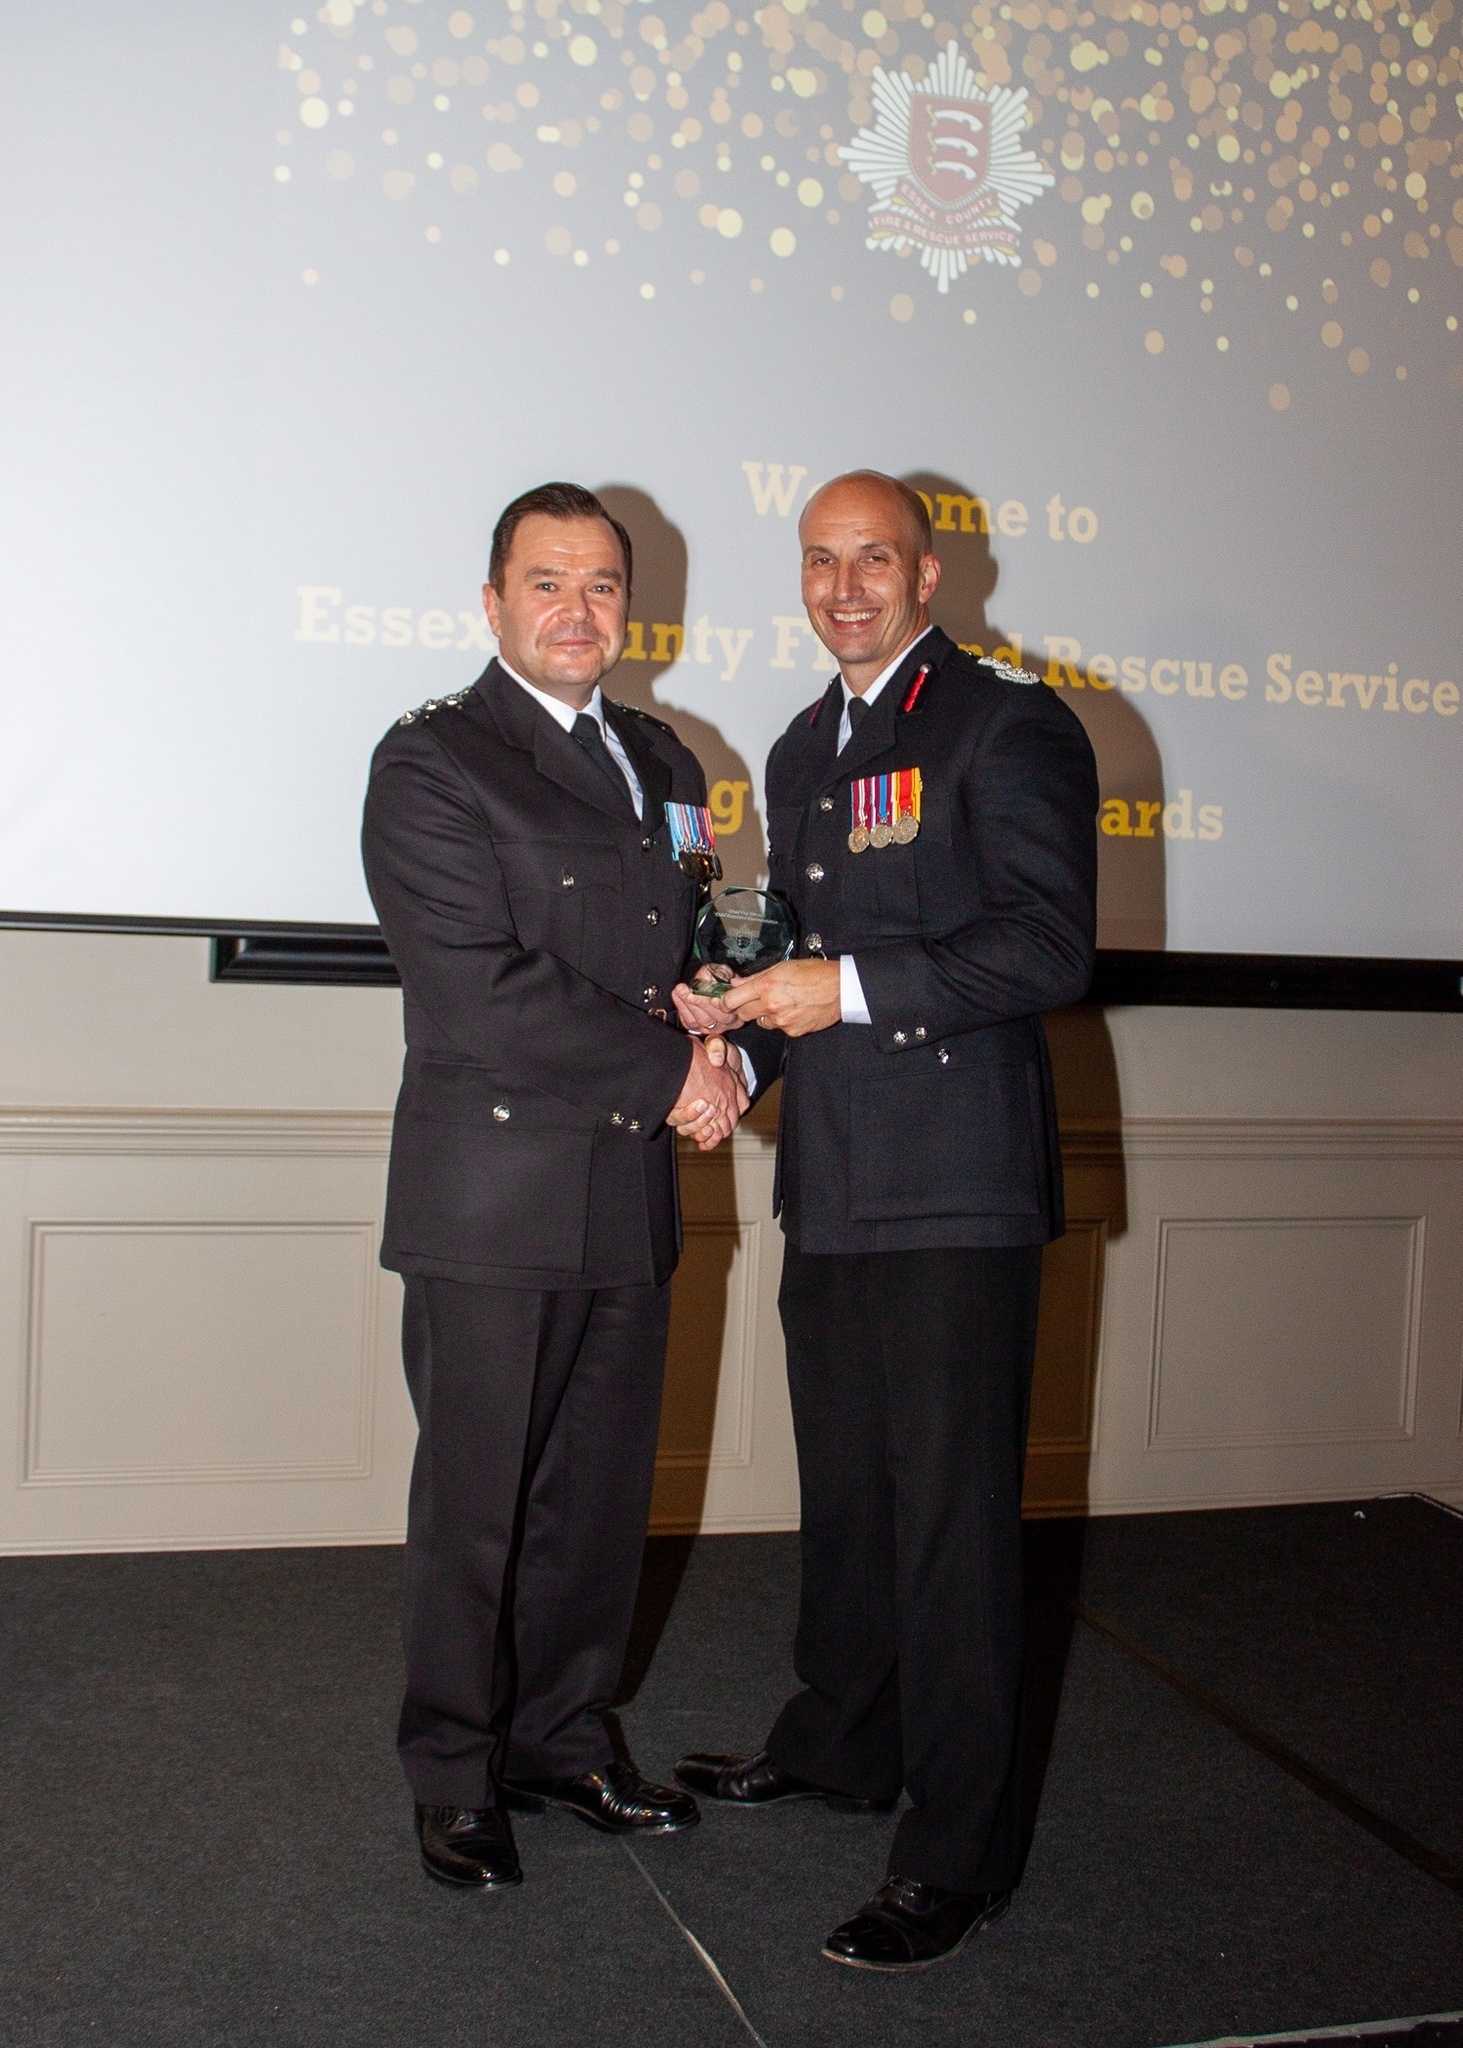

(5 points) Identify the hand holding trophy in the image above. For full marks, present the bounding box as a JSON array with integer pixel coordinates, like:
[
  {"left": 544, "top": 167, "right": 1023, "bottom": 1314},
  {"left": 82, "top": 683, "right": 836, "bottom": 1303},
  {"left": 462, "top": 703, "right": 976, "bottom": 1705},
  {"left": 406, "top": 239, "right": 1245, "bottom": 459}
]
[{"left": 692, "top": 888, "right": 798, "bottom": 1000}]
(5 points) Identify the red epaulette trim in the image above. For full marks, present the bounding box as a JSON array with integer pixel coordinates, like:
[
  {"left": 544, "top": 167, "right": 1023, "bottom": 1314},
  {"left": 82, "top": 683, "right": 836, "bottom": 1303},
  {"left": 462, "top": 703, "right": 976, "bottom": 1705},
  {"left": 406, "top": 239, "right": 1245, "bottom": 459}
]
[
  {"left": 900, "top": 663, "right": 933, "bottom": 714},
  {"left": 808, "top": 681, "right": 839, "bottom": 727}
]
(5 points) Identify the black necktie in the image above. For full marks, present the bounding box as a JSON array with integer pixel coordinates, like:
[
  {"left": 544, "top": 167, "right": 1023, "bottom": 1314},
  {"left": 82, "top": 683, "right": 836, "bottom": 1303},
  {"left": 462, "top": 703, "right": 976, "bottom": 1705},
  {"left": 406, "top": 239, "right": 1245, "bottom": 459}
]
[
  {"left": 843, "top": 694, "right": 870, "bottom": 747},
  {"left": 571, "top": 711, "right": 634, "bottom": 813}
]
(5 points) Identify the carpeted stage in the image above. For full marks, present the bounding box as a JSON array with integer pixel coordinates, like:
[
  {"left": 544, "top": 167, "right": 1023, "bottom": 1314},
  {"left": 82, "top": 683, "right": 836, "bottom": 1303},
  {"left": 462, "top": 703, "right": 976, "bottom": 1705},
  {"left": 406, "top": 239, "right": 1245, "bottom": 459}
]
[{"left": 1, "top": 1495, "right": 1459, "bottom": 2048}]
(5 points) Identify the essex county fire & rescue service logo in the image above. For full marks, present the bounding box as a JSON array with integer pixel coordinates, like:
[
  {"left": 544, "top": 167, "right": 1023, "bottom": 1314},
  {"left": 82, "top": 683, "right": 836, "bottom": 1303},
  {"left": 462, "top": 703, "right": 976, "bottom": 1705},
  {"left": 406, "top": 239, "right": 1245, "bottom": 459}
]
[{"left": 839, "top": 44, "right": 1054, "bottom": 294}]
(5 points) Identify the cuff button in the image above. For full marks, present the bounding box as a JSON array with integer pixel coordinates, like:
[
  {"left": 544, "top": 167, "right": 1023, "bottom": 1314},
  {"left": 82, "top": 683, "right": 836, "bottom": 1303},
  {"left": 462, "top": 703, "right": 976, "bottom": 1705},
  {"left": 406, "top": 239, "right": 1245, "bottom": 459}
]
[{"left": 892, "top": 1030, "right": 907, "bottom": 1046}]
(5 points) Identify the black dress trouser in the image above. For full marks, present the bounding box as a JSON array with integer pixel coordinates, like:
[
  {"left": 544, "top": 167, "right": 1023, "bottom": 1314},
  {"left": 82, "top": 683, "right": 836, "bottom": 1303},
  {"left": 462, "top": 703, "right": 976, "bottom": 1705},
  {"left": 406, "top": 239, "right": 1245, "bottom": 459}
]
[
  {"left": 766, "top": 1242, "right": 1044, "bottom": 1894},
  {"left": 396, "top": 1274, "right": 671, "bottom": 1808}
]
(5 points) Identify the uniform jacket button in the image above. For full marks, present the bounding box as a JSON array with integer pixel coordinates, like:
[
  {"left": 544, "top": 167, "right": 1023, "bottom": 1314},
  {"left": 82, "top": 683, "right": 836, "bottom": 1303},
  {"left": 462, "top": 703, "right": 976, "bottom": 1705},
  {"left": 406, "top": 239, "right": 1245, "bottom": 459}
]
[
  {"left": 561, "top": 873, "right": 574, "bottom": 889},
  {"left": 805, "top": 933, "right": 823, "bottom": 954},
  {"left": 646, "top": 907, "right": 660, "bottom": 924},
  {"left": 914, "top": 1025, "right": 927, "bottom": 1040},
  {"left": 819, "top": 796, "right": 834, "bottom": 812},
  {"left": 628, "top": 1119, "right": 641, "bottom": 1132},
  {"left": 643, "top": 984, "right": 660, "bottom": 1001},
  {"left": 805, "top": 862, "right": 825, "bottom": 883},
  {"left": 937, "top": 1048, "right": 950, "bottom": 1065},
  {"left": 493, "top": 1104, "right": 510, "bottom": 1122},
  {"left": 610, "top": 1111, "right": 626, "bottom": 1126},
  {"left": 641, "top": 837, "right": 654, "bottom": 850},
  {"left": 892, "top": 1030, "right": 907, "bottom": 1046}
]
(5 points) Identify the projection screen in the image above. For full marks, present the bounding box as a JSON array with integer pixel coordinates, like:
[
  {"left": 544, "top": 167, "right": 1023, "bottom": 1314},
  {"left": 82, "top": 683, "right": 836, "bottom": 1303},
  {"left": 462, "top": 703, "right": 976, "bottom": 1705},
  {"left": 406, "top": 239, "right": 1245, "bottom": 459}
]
[{"left": 1, "top": 0, "right": 1460, "bottom": 962}]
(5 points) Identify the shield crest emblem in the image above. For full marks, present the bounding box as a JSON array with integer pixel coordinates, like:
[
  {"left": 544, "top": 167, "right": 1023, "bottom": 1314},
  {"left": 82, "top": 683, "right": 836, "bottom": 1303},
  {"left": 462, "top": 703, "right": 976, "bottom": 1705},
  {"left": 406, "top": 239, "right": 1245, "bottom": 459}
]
[{"left": 907, "top": 94, "right": 990, "bottom": 205}]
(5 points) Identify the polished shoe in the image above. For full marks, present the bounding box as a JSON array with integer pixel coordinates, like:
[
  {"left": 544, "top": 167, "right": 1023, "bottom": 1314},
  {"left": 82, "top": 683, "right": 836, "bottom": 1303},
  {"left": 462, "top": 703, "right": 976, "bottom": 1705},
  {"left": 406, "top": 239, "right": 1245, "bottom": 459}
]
[
  {"left": 821, "top": 1877, "right": 1011, "bottom": 1971},
  {"left": 415, "top": 1803, "right": 522, "bottom": 1889},
  {"left": 675, "top": 1749, "right": 896, "bottom": 1813},
  {"left": 501, "top": 1759, "right": 699, "bottom": 1835}
]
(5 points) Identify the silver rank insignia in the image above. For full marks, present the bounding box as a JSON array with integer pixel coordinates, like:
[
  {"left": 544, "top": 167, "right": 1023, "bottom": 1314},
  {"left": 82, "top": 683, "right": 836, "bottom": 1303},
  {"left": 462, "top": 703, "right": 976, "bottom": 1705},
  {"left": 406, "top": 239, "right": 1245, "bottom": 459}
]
[
  {"left": 986, "top": 659, "right": 1038, "bottom": 686},
  {"left": 398, "top": 687, "right": 473, "bottom": 726}
]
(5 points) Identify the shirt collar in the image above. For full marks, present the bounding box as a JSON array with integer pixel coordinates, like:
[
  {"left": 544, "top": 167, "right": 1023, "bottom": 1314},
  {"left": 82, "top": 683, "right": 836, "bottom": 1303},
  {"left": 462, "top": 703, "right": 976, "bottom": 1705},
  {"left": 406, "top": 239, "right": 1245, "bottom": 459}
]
[
  {"left": 498, "top": 656, "right": 605, "bottom": 736},
  {"left": 840, "top": 625, "right": 936, "bottom": 715}
]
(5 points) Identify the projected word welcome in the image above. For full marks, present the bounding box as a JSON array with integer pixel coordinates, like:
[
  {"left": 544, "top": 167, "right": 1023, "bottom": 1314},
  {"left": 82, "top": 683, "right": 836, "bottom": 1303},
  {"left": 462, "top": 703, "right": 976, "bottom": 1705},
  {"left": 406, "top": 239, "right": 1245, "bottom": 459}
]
[{"left": 740, "top": 463, "right": 1099, "bottom": 545}]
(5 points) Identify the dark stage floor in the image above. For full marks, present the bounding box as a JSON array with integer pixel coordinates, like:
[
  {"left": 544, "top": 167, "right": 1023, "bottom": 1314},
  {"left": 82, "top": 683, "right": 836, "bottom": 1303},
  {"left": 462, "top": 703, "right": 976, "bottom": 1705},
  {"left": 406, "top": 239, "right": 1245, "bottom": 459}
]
[{"left": 1, "top": 1497, "right": 1460, "bottom": 2048}]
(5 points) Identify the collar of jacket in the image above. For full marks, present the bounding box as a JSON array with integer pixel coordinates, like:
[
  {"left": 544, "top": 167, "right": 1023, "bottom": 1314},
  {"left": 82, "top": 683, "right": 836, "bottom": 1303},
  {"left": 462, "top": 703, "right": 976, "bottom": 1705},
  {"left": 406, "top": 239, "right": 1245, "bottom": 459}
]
[
  {"left": 469, "top": 659, "right": 669, "bottom": 827},
  {"left": 810, "top": 627, "right": 955, "bottom": 788}
]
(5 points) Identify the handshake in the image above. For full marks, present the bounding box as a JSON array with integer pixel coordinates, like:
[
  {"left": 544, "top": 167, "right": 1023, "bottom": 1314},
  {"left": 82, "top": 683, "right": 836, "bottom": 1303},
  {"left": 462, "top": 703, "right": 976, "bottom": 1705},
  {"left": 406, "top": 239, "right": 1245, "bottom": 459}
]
[{"left": 662, "top": 957, "right": 847, "bottom": 1150}]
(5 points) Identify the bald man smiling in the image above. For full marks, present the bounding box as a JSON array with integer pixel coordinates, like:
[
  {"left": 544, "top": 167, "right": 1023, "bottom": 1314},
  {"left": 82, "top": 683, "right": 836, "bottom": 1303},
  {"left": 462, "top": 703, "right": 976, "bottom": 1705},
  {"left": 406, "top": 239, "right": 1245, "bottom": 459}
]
[{"left": 671, "top": 470, "right": 1099, "bottom": 1971}]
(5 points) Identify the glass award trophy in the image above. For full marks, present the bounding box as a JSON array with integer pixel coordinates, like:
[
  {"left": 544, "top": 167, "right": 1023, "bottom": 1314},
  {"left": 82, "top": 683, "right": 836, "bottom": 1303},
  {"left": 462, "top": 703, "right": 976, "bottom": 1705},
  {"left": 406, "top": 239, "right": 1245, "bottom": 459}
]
[{"left": 692, "top": 888, "right": 798, "bottom": 994}]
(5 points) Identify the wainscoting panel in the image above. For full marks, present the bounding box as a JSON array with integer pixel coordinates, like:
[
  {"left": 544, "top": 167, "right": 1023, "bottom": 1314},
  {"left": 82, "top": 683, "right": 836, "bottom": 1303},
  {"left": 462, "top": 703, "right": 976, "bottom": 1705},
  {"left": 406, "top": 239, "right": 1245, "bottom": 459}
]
[
  {"left": 2, "top": 1106, "right": 1461, "bottom": 1552},
  {"left": 24, "top": 1221, "right": 378, "bottom": 1487},
  {"left": 1148, "top": 1217, "right": 1422, "bottom": 1452},
  {"left": 1085, "top": 1120, "right": 1463, "bottom": 1513},
  {"left": 0, "top": 1111, "right": 413, "bottom": 1553}
]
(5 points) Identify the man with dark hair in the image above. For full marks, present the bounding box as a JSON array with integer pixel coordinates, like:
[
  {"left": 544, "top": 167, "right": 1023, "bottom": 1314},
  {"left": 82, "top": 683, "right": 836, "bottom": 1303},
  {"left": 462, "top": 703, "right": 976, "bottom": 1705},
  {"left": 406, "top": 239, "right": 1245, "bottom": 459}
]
[
  {"left": 672, "top": 470, "right": 1099, "bottom": 1970},
  {"left": 362, "top": 482, "right": 748, "bottom": 1889}
]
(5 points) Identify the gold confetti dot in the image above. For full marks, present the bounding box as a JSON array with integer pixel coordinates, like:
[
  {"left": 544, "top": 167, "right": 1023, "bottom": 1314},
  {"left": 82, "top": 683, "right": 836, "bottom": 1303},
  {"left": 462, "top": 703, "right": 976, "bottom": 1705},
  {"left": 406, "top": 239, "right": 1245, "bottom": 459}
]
[
  {"left": 546, "top": 226, "right": 572, "bottom": 255},
  {"left": 1321, "top": 320, "right": 1343, "bottom": 348},
  {"left": 674, "top": 169, "right": 700, "bottom": 199},
  {"left": 640, "top": 283, "right": 655, "bottom": 300},
  {"left": 574, "top": 249, "right": 588, "bottom": 266},
  {"left": 299, "top": 98, "right": 330, "bottom": 130},
  {"left": 750, "top": 276, "right": 764, "bottom": 292},
  {"left": 862, "top": 9, "right": 888, "bottom": 34},
  {"left": 383, "top": 169, "right": 415, "bottom": 200},
  {"left": 1216, "top": 335, "right": 1229, "bottom": 351},
  {"left": 1018, "top": 269, "right": 1042, "bottom": 296},
  {"left": 831, "top": 283, "right": 844, "bottom": 300},
  {"left": 890, "top": 292, "right": 914, "bottom": 322},
  {"left": 1269, "top": 382, "right": 1290, "bottom": 410},
  {"left": 1144, "top": 329, "right": 1165, "bottom": 353},
  {"left": 691, "top": 268, "right": 705, "bottom": 283},
  {"left": 494, "top": 248, "right": 510, "bottom": 265},
  {"left": 450, "top": 163, "right": 477, "bottom": 193},
  {"left": 1348, "top": 347, "right": 1369, "bottom": 374},
  {"left": 605, "top": 239, "right": 620, "bottom": 254},
  {"left": 1086, "top": 281, "right": 1100, "bottom": 298},
  {"left": 962, "top": 308, "right": 977, "bottom": 325},
  {"left": 425, "top": 226, "right": 442, "bottom": 244},
  {"left": 637, "top": 202, "right": 662, "bottom": 231},
  {"left": 448, "top": 10, "right": 474, "bottom": 36},
  {"left": 716, "top": 208, "right": 743, "bottom": 239},
  {"left": 770, "top": 227, "right": 796, "bottom": 257},
  {"left": 274, "top": 165, "right": 292, "bottom": 183},
  {"left": 553, "top": 171, "right": 577, "bottom": 198},
  {"left": 798, "top": 177, "right": 823, "bottom": 208},
  {"left": 487, "top": 143, "right": 522, "bottom": 173},
  {"left": 569, "top": 34, "right": 597, "bottom": 66},
  {"left": 1131, "top": 191, "right": 1155, "bottom": 220},
  {"left": 302, "top": 269, "right": 318, "bottom": 285},
  {"left": 1033, "top": 240, "right": 1057, "bottom": 268}
]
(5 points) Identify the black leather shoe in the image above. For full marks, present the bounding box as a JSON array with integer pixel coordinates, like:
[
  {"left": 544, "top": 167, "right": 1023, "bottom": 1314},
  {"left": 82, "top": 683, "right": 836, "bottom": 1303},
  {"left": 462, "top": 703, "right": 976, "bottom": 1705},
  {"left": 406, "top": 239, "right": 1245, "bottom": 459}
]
[
  {"left": 821, "top": 1877, "right": 1011, "bottom": 1971},
  {"left": 415, "top": 1804, "right": 522, "bottom": 1888},
  {"left": 501, "top": 1759, "right": 699, "bottom": 1835},
  {"left": 675, "top": 1750, "right": 895, "bottom": 1813}
]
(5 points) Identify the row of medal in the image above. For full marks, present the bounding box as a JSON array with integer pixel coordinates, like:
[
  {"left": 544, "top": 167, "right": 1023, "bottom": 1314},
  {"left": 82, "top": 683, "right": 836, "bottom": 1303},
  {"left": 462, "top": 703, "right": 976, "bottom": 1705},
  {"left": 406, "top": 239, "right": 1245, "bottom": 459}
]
[
  {"left": 665, "top": 800, "right": 723, "bottom": 882},
  {"left": 849, "top": 768, "right": 922, "bottom": 853}
]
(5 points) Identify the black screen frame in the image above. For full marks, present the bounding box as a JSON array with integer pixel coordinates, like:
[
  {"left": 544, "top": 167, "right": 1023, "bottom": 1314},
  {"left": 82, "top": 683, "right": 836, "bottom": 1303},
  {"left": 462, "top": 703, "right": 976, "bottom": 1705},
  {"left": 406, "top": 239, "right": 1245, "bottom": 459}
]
[{"left": 4, "top": 912, "right": 1461, "bottom": 1008}]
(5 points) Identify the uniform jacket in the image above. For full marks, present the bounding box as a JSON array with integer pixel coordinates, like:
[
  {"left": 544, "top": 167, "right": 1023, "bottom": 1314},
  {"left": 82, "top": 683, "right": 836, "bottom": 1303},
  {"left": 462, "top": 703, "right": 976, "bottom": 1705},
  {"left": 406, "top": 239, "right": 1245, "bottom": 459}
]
[
  {"left": 361, "top": 660, "right": 707, "bottom": 1289},
  {"left": 738, "top": 628, "right": 1099, "bottom": 1254}
]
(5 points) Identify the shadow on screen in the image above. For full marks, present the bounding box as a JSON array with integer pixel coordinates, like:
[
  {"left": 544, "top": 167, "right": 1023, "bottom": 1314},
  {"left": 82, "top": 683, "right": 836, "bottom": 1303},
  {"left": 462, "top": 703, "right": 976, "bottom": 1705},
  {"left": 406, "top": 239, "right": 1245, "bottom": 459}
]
[
  {"left": 594, "top": 483, "right": 752, "bottom": 1567},
  {"left": 595, "top": 483, "right": 768, "bottom": 890}
]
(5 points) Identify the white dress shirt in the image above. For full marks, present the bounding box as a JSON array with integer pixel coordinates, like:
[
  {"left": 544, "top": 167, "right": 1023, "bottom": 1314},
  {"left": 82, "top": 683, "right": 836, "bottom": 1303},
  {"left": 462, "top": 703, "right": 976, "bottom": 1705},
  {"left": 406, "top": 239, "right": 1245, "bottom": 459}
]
[
  {"left": 836, "top": 627, "right": 935, "bottom": 1026},
  {"left": 498, "top": 658, "right": 644, "bottom": 819}
]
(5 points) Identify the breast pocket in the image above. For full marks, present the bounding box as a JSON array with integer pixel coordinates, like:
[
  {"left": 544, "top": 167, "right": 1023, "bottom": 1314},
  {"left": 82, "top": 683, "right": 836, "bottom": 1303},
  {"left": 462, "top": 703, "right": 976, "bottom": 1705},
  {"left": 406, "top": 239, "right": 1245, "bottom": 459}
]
[{"left": 496, "top": 839, "right": 622, "bottom": 964}]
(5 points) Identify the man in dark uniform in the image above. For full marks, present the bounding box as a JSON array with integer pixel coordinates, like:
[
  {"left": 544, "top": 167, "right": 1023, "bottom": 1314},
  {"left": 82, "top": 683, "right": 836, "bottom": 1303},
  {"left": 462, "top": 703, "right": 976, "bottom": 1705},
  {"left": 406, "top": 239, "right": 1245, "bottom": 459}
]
[
  {"left": 362, "top": 482, "right": 748, "bottom": 1889},
  {"left": 671, "top": 470, "right": 1098, "bottom": 1969}
]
